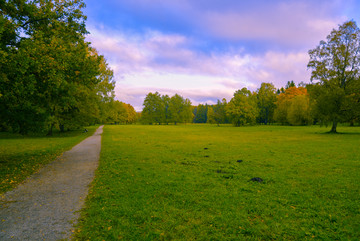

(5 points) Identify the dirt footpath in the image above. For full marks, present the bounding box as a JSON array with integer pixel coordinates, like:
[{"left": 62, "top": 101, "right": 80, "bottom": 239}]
[{"left": 0, "top": 125, "right": 103, "bottom": 240}]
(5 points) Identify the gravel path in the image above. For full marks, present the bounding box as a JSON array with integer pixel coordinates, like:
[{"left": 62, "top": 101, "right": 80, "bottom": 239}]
[{"left": 0, "top": 125, "right": 104, "bottom": 240}]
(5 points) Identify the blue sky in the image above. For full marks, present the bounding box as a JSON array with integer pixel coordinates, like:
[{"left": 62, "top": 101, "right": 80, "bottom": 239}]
[{"left": 83, "top": 0, "right": 360, "bottom": 110}]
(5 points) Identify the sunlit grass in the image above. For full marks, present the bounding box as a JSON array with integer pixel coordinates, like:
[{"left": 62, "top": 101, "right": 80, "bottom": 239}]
[
  {"left": 77, "top": 124, "right": 360, "bottom": 240},
  {"left": 0, "top": 126, "right": 98, "bottom": 194}
]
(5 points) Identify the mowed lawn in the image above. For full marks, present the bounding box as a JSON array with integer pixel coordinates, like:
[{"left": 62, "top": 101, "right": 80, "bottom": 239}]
[
  {"left": 0, "top": 126, "right": 98, "bottom": 194},
  {"left": 75, "top": 125, "right": 360, "bottom": 240}
]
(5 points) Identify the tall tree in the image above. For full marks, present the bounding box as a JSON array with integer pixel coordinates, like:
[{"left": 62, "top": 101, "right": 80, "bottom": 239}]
[
  {"left": 287, "top": 95, "right": 313, "bottom": 126},
  {"left": 256, "top": 83, "right": 277, "bottom": 125},
  {"left": 307, "top": 20, "right": 360, "bottom": 132},
  {"left": 193, "top": 104, "right": 208, "bottom": 123},
  {"left": 285, "top": 80, "right": 296, "bottom": 89},
  {"left": 274, "top": 87, "right": 308, "bottom": 125},
  {"left": 0, "top": 0, "right": 114, "bottom": 134},
  {"left": 207, "top": 99, "right": 227, "bottom": 126},
  {"left": 162, "top": 94, "right": 171, "bottom": 125},
  {"left": 207, "top": 106, "right": 216, "bottom": 124},
  {"left": 226, "top": 88, "right": 258, "bottom": 126},
  {"left": 182, "top": 98, "right": 194, "bottom": 124},
  {"left": 168, "top": 94, "right": 192, "bottom": 124},
  {"left": 141, "top": 92, "right": 165, "bottom": 125}
]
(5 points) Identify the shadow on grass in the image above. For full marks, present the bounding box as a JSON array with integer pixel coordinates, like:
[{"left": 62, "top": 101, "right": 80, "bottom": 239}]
[
  {"left": 323, "top": 131, "right": 360, "bottom": 135},
  {"left": 315, "top": 128, "right": 360, "bottom": 135},
  {"left": 0, "top": 126, "right": 98, "bottom": 139}
]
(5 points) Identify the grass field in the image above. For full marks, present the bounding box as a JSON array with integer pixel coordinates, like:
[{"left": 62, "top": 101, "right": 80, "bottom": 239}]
[
  {"left": 0, "top": 126, "right": 98, "bottom": 194},
  {"left": 75, "top": 124, "right": 360, "bottom": 240}
]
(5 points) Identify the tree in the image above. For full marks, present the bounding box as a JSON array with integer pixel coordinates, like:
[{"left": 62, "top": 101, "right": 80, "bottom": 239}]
[
  {"left": 162, "top": 94, "right": 171, "bottom": 124},
  {"left": 285, "top": 80, "right": 296, "bottom": 89},
  {"left": 287, "top": 95, "right": 313, "bottom": 126},
  {"left": 168, "top": 94, "right": 192, "bottom": 124},
  {"left": 141, "top": 92, "right": 165, "bottom": 124},
  {"left": 124, "top": 103, "right": 137, "bottom": 124},
  {"left": 207, "top": 106, "right": 216, "bottom": 124},
  {"left": 256, "top": 83, "right": 277, "bottom": 125},
  {"left": 193, "top": 104, "right": 208, "bottom": 123},
  {"left": 226, "top": 88, "right": 258, "bottom": 126},
  {"left": 0, "top": 0, "right": 115, "bottom": 134},
  {"left": 207, "top": 99, "right": 227, "bottom": 126},
  {"left": 274, "top": 87, "right": 308, "bottom": 125},
  {"left": 182, "top": 98, "right": 193, "bottom": 124},
  {"left": 307, "top": 20, "right": 360, "bottom": 133}
]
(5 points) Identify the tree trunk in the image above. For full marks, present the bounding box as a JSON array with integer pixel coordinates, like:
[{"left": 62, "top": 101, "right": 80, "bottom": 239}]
[
  {"left": 59, "top": 124, "right": 65, "bottom": 132},
  {"left": 47, "top": 124, "right": 54, "bottom": 136},
  {"left": 330, "top": 119, "right": 337, "bottom": 133}
]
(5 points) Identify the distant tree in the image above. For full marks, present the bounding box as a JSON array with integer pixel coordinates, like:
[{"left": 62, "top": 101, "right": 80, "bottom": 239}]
[
  {"left": 168, "top": 94, "right": 193, "bottom": 124},
  {"left": 307, "top": 20, "right": 360, "bottom": 132},
  {"left": 141, "top": 92, "right": 165, "bottom": 124},
  {"left": 287, "top": 95, "right": 313, "bottom": 126},
  {"left": 297, "top": 81, "right": 308, "bottom": 88},
  {"left": 162, "top": 94, "right": 171, "bottom": 124},
  {"left": 256, "top": 83, "right": 277, "bottom": 125},
  {"left": 285, "top": 80, "right": 296, "bottom": 89},
  {"left": 207, "top": 99, "right": 227, "bottom": 126},
  {"left": 182, "top": 98, "right": 194, "bottom": 124},
  {"left": 104, "top": 101, "right": 137, "bottom": 125},
  {"left": 168, "top": 94, "right": 183, "bottom": 125},
  {"left": 193, "top": 104, "right": 208, "bottom": 123},
  {"left": 124, "top": 103, "right": 137, "bottom": 124},
  {"left": 113, "top": 101, "right": 128, "bottom": 124},
  {"left": 226, "top": 88, "right": 258, "bottom": 126},
  {"left": 207, "top": 106, "right": 216, "bottom": 124},
  {"left": 274, "top": 87, "right": 309, "bottom": 125}
]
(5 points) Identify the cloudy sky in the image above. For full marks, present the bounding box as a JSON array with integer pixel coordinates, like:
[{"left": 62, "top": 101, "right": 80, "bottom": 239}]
[{"left": 83, "top": 0, "right": 360, "bottom": 110}]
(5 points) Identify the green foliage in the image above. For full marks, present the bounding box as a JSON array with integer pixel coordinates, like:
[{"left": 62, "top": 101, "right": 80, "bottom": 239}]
[
  {"left": 141, "top": 92, "right": 165, "bottom": 124},
  {"left": 206, "top": 106, "right": 216, "bottom": 124},
  {"left": 285, "top": 80, "right": 296, "bottom": 89},
  {"left": 0, "top": 126, "right": 97, "bottom": 194},
  {"left": 162, "top": 94, "right": 171, "bottom": 124},
  {"left": 256, "top": 83, "right": 277, "bottom": 125},
  {"left": 104, "top": 100, "right": 137, "bottom": 124},
  {"left": 142, "top": 92, "right": 192, "bottom": 124},
  {"left": 0, "top": 0, "right": 115, "bottom": 135},
  {"left": 308, "top": 20, "right": 360, "bottom": 132},
  {"left": 274, "top": 87, "right": 310, "bottom": 125},
  {"left": 193, "top": 104, "right": 209, "bottom": 123},
  {"left": 287, "top": 95, "right": 313, "bottom": 126},
  {"left": 168, "top": 94, "right": 192, "bottom": 124},
  {"left": 75, "top": 125, "right": 360, "bottom": 240},
  {"left": 207, "top": 99, "right": 228, "bottom": 126},
  {"left": 226, "top": 88, "right": 258, "bottom": 126}
]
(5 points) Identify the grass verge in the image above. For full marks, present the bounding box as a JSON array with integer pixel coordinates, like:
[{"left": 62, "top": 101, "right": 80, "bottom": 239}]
[
  {"left": 0, "top": 126, "right": 98, "bottom": 194},
  {"left": 75, "top": 125, "right": 360, "bottom": 240}
]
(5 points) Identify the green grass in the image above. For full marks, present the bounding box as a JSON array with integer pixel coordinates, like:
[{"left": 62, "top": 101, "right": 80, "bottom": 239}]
[
  {"left": 75, "top": 125, "right": 360, "bottom": 240},
  {"left": 0, "top": 126, "right": 98, "bottom": 194}
]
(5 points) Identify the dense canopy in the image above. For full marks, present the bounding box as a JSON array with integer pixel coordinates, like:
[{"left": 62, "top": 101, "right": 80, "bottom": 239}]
[{"left": 0, "top": 0, "right": 136, "bottom": 134}]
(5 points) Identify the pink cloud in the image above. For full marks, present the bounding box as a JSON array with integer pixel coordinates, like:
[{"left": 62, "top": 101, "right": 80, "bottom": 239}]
[
  {"left": 115, "top": 84, "right": 235, "bottom": 111},
  {"left": 199, "top": 1, "right": 344, "bottom": 46},
  {"left": 88, "top": 26, "right": 314, "bottom": 110}
]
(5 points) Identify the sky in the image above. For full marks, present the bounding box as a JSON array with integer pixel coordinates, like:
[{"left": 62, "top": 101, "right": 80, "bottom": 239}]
[{"left": 83, "top": 0, "right": 360, "bottom": 111}]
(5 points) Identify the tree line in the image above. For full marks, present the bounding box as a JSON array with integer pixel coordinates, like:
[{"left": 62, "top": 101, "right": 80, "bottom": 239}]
[
  {"left": 141, "top": 92, "right": 193, "bottom": 125},
  {"left": 200, "top": 82, "right": 313, "bottom": 127},
  {"left": 141, "top": 82, "right": 310, "bottom": 127},
  {"left": 142, "top": 20, "right": 360, "bottom": 133},
  {"left": 0, "top": 0, "right": 136, "bottom": 135}
]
